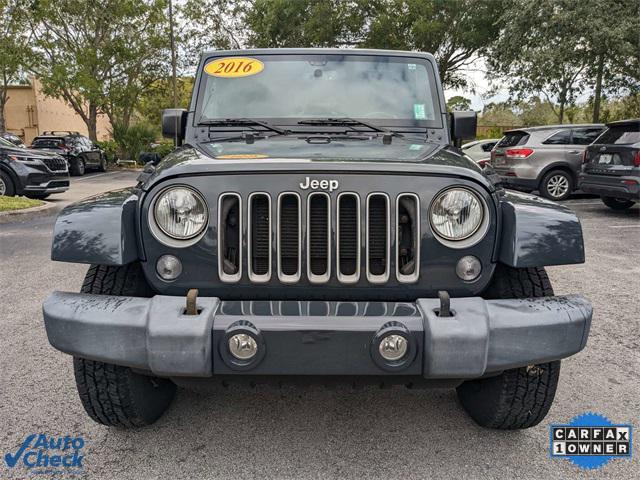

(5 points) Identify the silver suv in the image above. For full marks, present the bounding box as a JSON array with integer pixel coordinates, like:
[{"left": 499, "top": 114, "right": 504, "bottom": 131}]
[{"left": 491, "top": 124, "right": 604, "bottom": 200}]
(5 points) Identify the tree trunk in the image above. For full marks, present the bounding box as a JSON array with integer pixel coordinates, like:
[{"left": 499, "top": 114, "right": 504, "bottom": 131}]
[
  {"left": 0, "top": 85, "right": 7, "bottom": 133},
  {"left": 88, "top": 102, "right": 98, "bottom": 141},
  {"left": 592, "top": 54, "right": 604, "bottom": 123}
]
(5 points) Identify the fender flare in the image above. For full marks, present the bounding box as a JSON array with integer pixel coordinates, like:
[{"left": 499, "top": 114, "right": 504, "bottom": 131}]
[
  {"left": 498, "top": 190, "right": 585, "bottom": 267},
  {"left": 51, "top": 187, "right": 141, "bottom": 265}
]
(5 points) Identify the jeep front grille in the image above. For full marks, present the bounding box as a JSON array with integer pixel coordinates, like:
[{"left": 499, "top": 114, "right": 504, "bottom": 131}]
[{"left": 218, "top": 191, "right": 420, "bottom": 285}]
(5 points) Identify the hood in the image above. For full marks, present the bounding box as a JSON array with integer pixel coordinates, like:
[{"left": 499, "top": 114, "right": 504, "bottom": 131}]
[
  {"left": 1, "top": 145, "right": 63, "bottom": 159},
  {"left": 140, "top": 135, "right": 494, "bottom": 191}
]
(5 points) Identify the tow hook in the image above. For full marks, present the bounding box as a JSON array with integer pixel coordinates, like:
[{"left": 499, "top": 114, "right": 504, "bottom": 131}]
[
  {"left": 186, "top": 288, "right": 199, "bottom": 315},
  {"left": 438, "top": 290, "right": 452, "bottom": 317}
]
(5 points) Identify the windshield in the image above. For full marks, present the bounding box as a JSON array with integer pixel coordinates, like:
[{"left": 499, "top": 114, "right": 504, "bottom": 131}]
[{"left": 196, "top": 54, "right": 442, "bottom": 128}]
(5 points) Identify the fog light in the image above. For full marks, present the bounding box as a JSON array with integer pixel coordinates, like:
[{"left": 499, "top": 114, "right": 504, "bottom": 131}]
[
  {"left": 378, "top": 334, "right": 408, "bottom": 361},
  {"left": 156, "top": 255, "right": 182, "bottom": 280},
  {"left": 228, "top": 333, "right": 258, "bottom": 360},
  {"left": 456, "top": 255, "right": 481, "bottom": 281}
]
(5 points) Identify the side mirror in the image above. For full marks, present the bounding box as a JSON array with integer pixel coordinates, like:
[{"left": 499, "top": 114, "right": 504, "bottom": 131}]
[
  {"left": 139, "top": 152, "right": 161, "bottom": 166},
  {"left": 450, "top": 111, "right": 477, "bottom": 147},
  {"left": 162, "top": 108, "right": 188, "bottom": 146}
]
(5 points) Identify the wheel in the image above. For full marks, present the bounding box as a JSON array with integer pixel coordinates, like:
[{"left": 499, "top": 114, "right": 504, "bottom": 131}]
[
  {"left": 602, "top": 196, "right": 635, "bottom": 210},
  {"left": 73, "top": 263, "right": 176, "bottom": 428},
  {"left": 0, "top": 170, "right": 15, "bottom": 196},
  {"left": 456, "top": 264, "right": 561, "bottom": 429},
  {"left": 97, "top": 154, "right": 107, "bottom": 172},
  {"left": 539, "top": 169, "right": 573, "bottom": 200},
  {"left": 69, "top": 157, "right": 85, "bottom": 176},
  {"left": 25, "top": 193, "right": 50, "bottom": 200}
]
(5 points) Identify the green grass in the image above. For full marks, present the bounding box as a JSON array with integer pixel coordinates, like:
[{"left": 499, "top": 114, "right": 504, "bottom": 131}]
[{"left": 0, "top": 195, "right": 45, "bottom": 212}]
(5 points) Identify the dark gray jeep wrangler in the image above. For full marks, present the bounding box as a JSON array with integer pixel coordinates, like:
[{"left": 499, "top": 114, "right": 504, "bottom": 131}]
[{"left": 43, "top": 49, "right": 592, "bottom": 430}]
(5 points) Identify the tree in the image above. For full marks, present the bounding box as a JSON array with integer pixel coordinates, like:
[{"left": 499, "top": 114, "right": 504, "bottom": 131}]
[
  {"left": 446, "top": 95, "right": 471, "bottom": 111},
  {"left": 29, "top": 0, "right": 169, "bottom": 140},
  {"left": 360, "top": 0, "right": 504, "bottom": 89},
  {"left": 487, "top": 0, "right": 591, "bottom": 124},
  {"left": 0, "top": 0, "right": 32, "bottom": 133},
  {"left": 184, "top": 0, "right": 503, "bottom": 90}
]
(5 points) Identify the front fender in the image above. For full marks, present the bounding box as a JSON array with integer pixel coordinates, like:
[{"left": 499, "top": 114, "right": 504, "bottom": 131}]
[
  {"left": 51, "top": 187, "right": 141, "bottom": 265},
  {"left": 498, "top": 190, "right": 585, "bottom": 267}
]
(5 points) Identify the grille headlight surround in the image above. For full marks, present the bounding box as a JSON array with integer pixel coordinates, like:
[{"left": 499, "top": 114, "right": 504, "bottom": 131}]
[
  {"left": 430, "top": 187, "right": 487, "bottom": 245},
  {"left": 151, "top": 186, "right": 208, "bottom": 244}
]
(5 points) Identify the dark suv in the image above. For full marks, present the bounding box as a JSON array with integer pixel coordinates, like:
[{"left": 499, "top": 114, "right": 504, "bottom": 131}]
[
  {"left": 579, "top": 119, "right": 640, "bottom": 210},
  {"left": 30, "top": 131, "right": 106, "bottom": 176},
  {"left": 0, "top": 136, "right": 70, "bottom": 198}
]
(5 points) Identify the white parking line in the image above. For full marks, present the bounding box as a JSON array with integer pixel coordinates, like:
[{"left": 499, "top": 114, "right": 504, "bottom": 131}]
[
  {"left": 72, "top": 172, "right": 118, "bottom": 182},
  {"left": 609, "top": 225, "right": 640, "bottom": 228}
]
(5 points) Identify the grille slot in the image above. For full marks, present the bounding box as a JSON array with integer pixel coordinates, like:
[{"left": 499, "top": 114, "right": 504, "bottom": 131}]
[
  {"left": 218, "top": 193, "right": 242, "bottom": 282},
  {"left": 42, "top": 157, "right": 67, "bottom": 171},
  {"left": 248, "top": 193, "right": 271, "bottom": 282},
  {"left": 307, "top": 193, "right": 330, "bottom": 283},
  {"left": 366, "top": 193, "right": 390, "bottom": 283},
  {"left": 337, "top": 193, "right": 360, "bottom": 283},
  {"left": 396, "top": 194, "right": 420, "bottom": 283},
  {"left": 278, "top": 193, "right": 301, "bottom": 282}
]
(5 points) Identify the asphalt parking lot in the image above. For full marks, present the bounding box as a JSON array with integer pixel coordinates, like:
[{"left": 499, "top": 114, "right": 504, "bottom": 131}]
[{"left": 0, "top": 174, "right": 638, "bottom": 479}]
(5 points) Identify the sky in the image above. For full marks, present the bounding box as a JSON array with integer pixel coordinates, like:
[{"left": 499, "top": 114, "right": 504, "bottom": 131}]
[{"left": 443, "top": 58, "right": 508, "bottom": 112}]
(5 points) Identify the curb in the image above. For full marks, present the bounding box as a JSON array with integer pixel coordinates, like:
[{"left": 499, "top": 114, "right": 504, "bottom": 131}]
[{"left": 0, "top": 201, "right": 58, "bottom": 224}]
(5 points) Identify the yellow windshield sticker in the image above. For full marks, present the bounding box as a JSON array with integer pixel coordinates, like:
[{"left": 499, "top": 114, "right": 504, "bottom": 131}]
[
  {"left": 216, "top": 154, "right": 269, "bottom": 159},
  {"left": 204, "top": 57, "right": 264, "bottom": 78}
]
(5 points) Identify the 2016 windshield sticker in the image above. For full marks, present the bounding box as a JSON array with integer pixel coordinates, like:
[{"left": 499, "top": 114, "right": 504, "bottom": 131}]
[
  {"left": 204, "top": 57, "right": 264, "bottom": 78},
  {"left": 413, "top": 104, "right": 426, "bottom": 119}
]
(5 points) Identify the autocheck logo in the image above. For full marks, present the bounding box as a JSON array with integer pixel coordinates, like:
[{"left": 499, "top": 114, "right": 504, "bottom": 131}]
[
  {"left": 299, "top": 176, "right": 339, "bottom": 192},
  {"left": 4, "top": 434, "right": 85, "bottom": 474}
]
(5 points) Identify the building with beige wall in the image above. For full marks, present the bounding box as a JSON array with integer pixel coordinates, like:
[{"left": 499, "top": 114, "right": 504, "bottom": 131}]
[{"left": 3, "top": 78, "right": 111, "bottom": 144}]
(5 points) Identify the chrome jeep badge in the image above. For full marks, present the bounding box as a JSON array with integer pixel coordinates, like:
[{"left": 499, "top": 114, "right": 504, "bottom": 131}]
[{"left": 299, "top": 177, "right": 339, "bottom": 192}]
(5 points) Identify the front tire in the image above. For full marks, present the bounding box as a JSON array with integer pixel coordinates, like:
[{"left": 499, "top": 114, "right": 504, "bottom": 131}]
[
  {"left": 73, "top": 264, "right": 175, "bottom": 428},
  {"left": 0, "top": 170, "right": 15, "bottom": 196},
  {"left": 602, "top": 196, "right": 635, "bottom": 210},
  {"left": 97, "top": 154, "right": 107, "bottom": 172},
  {"left": 540, "top": 169, "right": 573, "bottom": 201},
  {"left": 456, "top": 265, "right": 560, "bottom": 429}
]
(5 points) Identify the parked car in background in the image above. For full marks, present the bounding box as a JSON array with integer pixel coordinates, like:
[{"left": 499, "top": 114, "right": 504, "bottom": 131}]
[
  {"left": 30, "top": 131, "right": 106, "bottom": 176},
  {"left": 491, "top": 124, "right": 605, "bottom": 200},
  {"left": 579, "top": 119, "right": 640, "bottom": 210},
  {"left": 461, "top": 139, "right": 498, "bottom": 167},
  {"left": 1, "top": 132, "right": 26, "bottom": 148},
  {"left": 0, "top": 136, "right": 69, "bottom": 199}
]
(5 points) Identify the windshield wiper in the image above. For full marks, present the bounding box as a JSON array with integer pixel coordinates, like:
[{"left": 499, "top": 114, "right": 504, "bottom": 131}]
[
  {"left": 297, "top": 117, "right": 403, "bottom": 138},
  {"left": 200, "top": 118, "right": 289, "bottom": 135}
]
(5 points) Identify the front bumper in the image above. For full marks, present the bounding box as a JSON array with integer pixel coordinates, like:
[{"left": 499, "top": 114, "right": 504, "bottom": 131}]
[
  {"left": 579, "top": 173, "right": 640, "bottom": 200},
  {"left": 43, "top": 292, "right": 592, "bottom": 379}
]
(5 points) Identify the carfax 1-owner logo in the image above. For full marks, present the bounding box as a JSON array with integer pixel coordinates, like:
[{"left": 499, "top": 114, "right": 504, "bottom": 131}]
[
  {"left": 4, "top": 434, "right": 85, "bottom": 475},
  {"left": 550, "top": 413, "right": 633, "bottom": 470}
]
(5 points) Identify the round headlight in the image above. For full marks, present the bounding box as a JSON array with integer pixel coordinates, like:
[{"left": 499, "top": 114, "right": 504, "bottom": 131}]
[
  {"left": 154, "top": 187, "right": 208, "bottom": 240},
  {"left": 430, "top": 188, "right": 484, "bottom": 241}
]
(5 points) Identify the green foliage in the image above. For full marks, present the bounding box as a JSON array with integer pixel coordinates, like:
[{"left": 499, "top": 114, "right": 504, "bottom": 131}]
[
  {"left": 151, "top": 141, "right": 175, "bottom": 158},
  {"left": 446, "top": 96, "right": 472, "bottom": 111},
  {"left": 488, "top": 0, "right": 640, "bottom": 123},
  {"left": 136, "top": 77, "right": 193, "bottom": 128},
  {"left": 0, "top": 0, "right": 33, "bottom": 132},
  {"left": 94, "top": 140, "right": 119, "bottom": 163},
  {"left": 29, "top": 0, "right": 170, "bottom": 139},
  {"left": 111, "top": 122, "right": 157, "bottom": 162}
]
